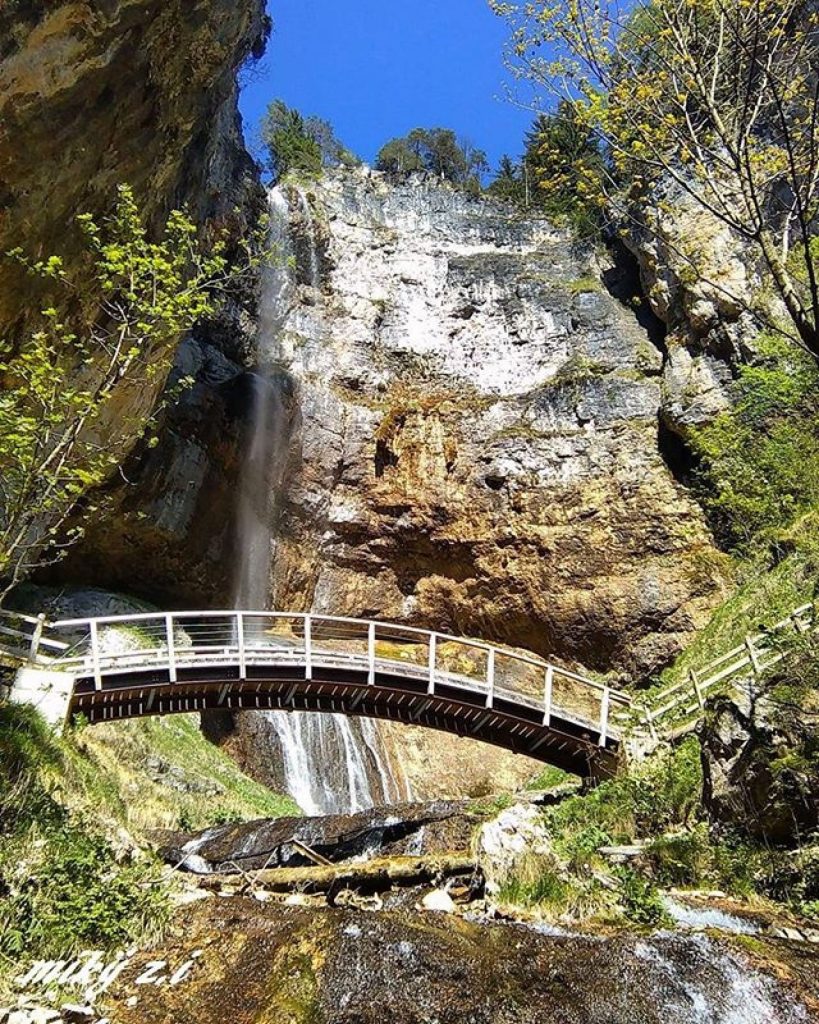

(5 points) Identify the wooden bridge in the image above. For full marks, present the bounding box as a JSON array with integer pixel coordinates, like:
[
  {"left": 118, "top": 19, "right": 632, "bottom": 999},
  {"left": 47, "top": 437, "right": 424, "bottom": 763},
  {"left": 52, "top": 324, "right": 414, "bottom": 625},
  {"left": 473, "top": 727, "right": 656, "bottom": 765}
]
[{"left": 0, "top": 609, "right": 630, "bottom": 776}]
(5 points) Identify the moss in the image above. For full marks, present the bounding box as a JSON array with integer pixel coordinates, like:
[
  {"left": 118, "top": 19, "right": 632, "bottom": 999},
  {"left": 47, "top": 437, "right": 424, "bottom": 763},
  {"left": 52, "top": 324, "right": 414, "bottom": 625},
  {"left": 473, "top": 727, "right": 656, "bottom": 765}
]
[
  {"left": 262, "top": 942, "right": 323, "bottom": 1024},
  {"left": 567, "top": 275, "right": 601, "bottom": 295}
]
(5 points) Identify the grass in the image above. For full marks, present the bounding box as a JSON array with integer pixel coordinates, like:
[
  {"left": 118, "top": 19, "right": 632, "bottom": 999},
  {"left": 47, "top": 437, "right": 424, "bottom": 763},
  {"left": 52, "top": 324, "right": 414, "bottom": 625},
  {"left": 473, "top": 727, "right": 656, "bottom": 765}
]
[
  {"left": 652, "top": 511, "right": 819, "bottom": 695},
  {"left": 567, "top": 275, "right": 601, "bottom": 296},
  {"left": 0, "top": 702, "right": 298, "bottom": 993},
  {"left": 73, "top": 714, "right": 299, "bottom": 832}
]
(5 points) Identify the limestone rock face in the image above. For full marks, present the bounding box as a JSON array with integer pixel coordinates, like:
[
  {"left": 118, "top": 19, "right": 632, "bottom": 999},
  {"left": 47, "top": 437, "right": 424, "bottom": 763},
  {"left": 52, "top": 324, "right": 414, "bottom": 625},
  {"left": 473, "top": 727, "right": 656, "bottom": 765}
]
[
  {"left": 0, "top": 1, "right": 267, "bottom": 329},
  {"left": 622, "top": 179, "right": 763, "bottom": 435},
  {"left": 270, "top": 170, "right": 722, "bottom": 678},
  {"left": 475, "top": 802, "right": 557, "bottom": 896}
]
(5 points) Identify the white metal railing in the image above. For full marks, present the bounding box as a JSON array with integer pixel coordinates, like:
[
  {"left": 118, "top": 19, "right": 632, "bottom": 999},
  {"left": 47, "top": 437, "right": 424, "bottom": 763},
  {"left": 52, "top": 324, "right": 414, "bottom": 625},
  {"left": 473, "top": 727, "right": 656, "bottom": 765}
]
[
  {"left": 636, "top": 599, "right": 816, "bottom": 734},
  {"left": 17, "top": 610, "right": 630, "bottom": 747}
]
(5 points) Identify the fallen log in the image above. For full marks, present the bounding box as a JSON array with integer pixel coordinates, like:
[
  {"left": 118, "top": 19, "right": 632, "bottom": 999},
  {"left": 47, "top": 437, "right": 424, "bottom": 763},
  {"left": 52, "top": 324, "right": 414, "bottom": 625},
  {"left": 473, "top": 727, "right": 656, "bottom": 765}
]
[{"left": 197, "top": 854, "right": 476, "bottom": 897}]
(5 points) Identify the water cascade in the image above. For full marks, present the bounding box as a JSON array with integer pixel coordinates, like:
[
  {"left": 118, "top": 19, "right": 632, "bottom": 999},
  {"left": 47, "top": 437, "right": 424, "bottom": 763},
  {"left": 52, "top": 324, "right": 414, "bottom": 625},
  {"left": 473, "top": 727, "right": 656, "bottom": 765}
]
[{"left": 233, "top": 185, "right": 405, "bottom": 816}]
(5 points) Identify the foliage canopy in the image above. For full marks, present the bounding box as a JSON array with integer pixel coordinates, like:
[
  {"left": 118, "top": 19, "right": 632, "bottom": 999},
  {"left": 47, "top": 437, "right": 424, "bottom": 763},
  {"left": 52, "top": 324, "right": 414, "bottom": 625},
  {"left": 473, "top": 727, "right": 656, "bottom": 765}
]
[{"left": 492, "top": 0, "right": 819, "bottom": 356}]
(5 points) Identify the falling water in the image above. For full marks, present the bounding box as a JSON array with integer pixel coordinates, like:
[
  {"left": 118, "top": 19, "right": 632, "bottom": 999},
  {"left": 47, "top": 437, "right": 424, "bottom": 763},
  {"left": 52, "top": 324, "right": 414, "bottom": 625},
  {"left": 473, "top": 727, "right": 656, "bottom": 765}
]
[{"left": 233, "top": 184, "right": 405, "bottom": 816}]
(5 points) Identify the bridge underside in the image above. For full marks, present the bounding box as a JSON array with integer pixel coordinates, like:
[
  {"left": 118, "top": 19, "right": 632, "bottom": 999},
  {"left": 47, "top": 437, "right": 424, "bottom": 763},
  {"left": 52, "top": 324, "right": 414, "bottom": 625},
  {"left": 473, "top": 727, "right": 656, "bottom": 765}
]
[{"left": 69, "top": 663, "right": 621, "bottom": 778}]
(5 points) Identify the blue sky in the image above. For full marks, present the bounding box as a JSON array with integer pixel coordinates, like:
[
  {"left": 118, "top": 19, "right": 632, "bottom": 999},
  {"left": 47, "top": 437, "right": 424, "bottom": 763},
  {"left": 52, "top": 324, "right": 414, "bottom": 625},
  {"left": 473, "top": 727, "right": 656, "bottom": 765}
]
[{"left": 239, "top": 0, "right": 537, "bottom": 175}]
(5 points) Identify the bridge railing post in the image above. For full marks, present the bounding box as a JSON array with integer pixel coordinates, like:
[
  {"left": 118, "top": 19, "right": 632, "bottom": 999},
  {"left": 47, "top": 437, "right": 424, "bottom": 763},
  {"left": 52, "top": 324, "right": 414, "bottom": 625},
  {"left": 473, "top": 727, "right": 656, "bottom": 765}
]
[
  {"left": 486, "top": 648, "right": 495, "bottom": 709},
  {"left": 165, "top": 613, "right": 177, "bottom": 683},
  {"left": 428, "top": 634, "right": 437, "bottom": 695},
  {"left": 237, "top": 612, "right": 246, "bottom": 679},
  {"left": 304, "top": 615, "right": 312, "bottom": 681},
  {"left": 598, "top": 685, "right": 611, "bottom": 747},
  {"left": 89, "top": 620, "right": 102, "bottom": 690},
  {"left": 28, "top": 613, "right": 46, "bottom": 663},
  {"left": 368, "top": 622, "right": 376, "bottom": 685},
  {"left": 543, "top": 665, "right": 554, "bottom": 727}
]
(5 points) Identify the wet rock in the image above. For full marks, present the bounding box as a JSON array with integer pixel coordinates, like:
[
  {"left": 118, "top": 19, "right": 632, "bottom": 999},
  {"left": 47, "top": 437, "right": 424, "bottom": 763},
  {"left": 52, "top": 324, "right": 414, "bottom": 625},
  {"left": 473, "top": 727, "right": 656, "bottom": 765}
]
[
  {"left": 104, "top": 899, "right": 815, "bottom": 1023},
  {"left": 161, "top": 801, "right": 470, "bottom": 873}
]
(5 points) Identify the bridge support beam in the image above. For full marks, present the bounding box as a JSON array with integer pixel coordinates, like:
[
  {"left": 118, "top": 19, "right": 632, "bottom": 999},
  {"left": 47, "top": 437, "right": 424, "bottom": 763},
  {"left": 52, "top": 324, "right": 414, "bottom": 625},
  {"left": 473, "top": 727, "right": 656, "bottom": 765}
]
[{"left": 9, "top": 666, "right": 74, "bottom": 732}]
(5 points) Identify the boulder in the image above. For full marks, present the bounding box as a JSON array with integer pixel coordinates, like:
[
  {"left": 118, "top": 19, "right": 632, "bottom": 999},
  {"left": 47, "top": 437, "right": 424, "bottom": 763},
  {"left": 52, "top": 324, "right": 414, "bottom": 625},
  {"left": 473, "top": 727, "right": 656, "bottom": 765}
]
[{"left": 699, "top": 696, "right": 819, "bottom": 845}]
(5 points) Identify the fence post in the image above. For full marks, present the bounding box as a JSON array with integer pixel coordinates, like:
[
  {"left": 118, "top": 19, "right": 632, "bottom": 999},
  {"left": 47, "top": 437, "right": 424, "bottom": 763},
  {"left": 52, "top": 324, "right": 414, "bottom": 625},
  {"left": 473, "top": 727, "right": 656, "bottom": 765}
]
[
  {"left": 745, "top": 636, "right": 762, "bottom": 674},
  {"left": 486, "top": 648, "right": 495, "bottom": 709},
  {"left": 237, "top": 612, "right": 246, "bottom": 678},
  {"left": 690, "top": 668, "right": 704, "bottom": 708},
  {"left": 304, "top": 615, "right": 312, "bottom": 681},
  {"left": 28, "top": 614, "right": 46, "bottom": 662},
  {"left": 368, "top": 622, "right": 376, "bottom": 686},
  {"left": 428, "top": 634, "right": 437, "bottom": 695},
  {"left": 598, "top": 686, "right": 610, "bottom": 747},
  {"left": 165, "top": 614, "right": 177, "bottom": 683},
  {"left": 543, "top": 665, "right": 554, "bottom": 727},
  {"left": 89, "top": 620, "right": 102, "bottom": 691}
]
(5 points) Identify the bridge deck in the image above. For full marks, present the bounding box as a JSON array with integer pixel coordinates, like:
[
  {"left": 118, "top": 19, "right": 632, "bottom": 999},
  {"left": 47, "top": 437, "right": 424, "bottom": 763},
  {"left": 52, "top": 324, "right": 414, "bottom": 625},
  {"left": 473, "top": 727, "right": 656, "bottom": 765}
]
[{"left": 3, "top": 610, "right": 630, "bottom": 775}]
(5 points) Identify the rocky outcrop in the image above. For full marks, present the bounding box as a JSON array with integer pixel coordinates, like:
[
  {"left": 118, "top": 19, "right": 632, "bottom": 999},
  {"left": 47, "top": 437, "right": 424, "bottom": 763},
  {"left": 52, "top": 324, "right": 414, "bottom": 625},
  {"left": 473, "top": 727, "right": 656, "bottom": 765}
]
[
  {"left": 622, "top": 179, "right": 764, "bottom": 436},
  {"left": 267, "top": 170, "right": 722, "bottom": 678},
  {"left": 475, "top": 802, "right": 557, "bottom": 896},
  {"left": 161, "top": 801, "right": 474, "bottom": 874},
  {"left": 1, "top": 0, "right": 268, "bottom": 596},
  {"left": 700, "top": 695, "right": 819, "bottom": 844},
  {"left": 0, "top": 0, "right": 267, "bottom": 335}
]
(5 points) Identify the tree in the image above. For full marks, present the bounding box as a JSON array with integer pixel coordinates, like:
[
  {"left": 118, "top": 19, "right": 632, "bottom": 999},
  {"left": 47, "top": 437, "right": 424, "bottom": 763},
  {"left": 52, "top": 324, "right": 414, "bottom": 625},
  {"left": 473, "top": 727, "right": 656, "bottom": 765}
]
[
  {"left": 375, "top": 137, "right": 425, "bottom": 176},
  {"left": 0, "top": 185, "right": 264, "bottom": 599},
  {"left": 492, "top": 0, "right": 819, "bottom": 357},
  {"left": 304, "top": 115, "right": 360, "bottom": 169},
  {"left": 261, "top": 101, "right": 357, "bottom": 180},
  {"left": 376, "top": 128, "right": 489, "bottom": 187},
  {"left": 522, "top": 103, "right": 605, "bottom": 233},
  {"left": 487, "top": 155, "right": 526, "bottom": 204},
  {"left": 261, "top": 100, "right": 322, "bottom": 180}
]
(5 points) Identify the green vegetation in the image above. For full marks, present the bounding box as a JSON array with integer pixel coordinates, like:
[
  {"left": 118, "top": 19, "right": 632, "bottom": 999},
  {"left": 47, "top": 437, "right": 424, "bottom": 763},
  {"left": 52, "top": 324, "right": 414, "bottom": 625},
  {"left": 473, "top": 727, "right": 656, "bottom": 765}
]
[
  {"left": 690, "top": 334, "right": 819, "bottom": 549},
  {"left": 0, "top": 185, "right": 264, "bottom": 600},
  {"left": 525, "top": 764, "right": 572, "bottom": 792},
  {"left": 261, "top": 100, "right": 358, "bottom": 180},
  {"left": 487, "top": 102, "right": 605, "bottom": 236},
  {"left": 0, "top": 702, "right": 297, "bottom": 986},
  {"left": 0, "top": 704, "right": 167, "bottom": 967},
  {"left": 492, "top": 0, "right": 819, "bottom": 356},
  {"left": 656, "top": 517, "right": 818, "bottom": 691},
  {"left": 491, "top": 738, "right": 810, "bottom": 924},
  {"left": 375, "top": 128, "right": 488, "bottom": 189},
  {"left": 78, "top": 714, "right": 299, "bottom": 832}
]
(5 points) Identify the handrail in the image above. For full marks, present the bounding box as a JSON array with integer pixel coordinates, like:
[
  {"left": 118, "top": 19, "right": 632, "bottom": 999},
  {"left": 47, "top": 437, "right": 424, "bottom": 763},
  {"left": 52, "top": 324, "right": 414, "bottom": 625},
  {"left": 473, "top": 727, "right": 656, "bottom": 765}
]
[
  {"left": 642, "top": 596, "right": 817, "bottom": 731},
  {"left": 9, "top": 608, "right": 630, "bottom": 748}
]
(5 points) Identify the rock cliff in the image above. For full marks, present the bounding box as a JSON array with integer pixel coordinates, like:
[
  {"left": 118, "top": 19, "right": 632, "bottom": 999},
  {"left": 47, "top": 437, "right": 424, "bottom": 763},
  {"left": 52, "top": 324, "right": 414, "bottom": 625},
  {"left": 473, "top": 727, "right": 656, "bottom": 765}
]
[
  {"left": 0, "top": 0, "right": 266, "bottom": 598},
  {"left": 267, "top": 170, "right": 722, "bottom": 678}
]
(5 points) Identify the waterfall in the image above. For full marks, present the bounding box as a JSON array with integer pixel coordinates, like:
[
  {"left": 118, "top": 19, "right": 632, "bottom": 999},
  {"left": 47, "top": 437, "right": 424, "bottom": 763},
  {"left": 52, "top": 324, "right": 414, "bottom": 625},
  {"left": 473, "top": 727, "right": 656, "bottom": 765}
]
[{"left": 233, "top": 184, "right": 406, "bottom": 816}]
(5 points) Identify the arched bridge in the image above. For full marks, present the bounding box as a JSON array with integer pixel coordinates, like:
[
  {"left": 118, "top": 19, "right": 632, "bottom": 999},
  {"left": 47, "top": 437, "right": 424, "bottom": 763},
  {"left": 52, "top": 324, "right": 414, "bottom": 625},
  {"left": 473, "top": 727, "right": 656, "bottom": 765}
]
[{"left": 2, "top": 610, "right": 631, "bottom": 776}]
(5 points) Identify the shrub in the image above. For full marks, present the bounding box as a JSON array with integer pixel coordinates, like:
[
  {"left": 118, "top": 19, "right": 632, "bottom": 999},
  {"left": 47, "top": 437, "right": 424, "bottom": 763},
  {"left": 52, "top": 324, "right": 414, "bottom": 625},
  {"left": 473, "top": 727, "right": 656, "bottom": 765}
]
[
  {"left": 617, "top": 868, "right": 671, "bottom": 928},
  {"left": 0, "top": 703, "right": 169, "bottom": 963},
  {"left": 690, "top": 333, "right": 819, "bottom": 549},
  {"left": 0, "top": 826, "right": 168, "bottom": 958},
  {"left": 646, "top": 826, "right": 711, "bottom": 887}
]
